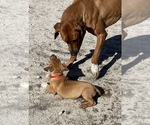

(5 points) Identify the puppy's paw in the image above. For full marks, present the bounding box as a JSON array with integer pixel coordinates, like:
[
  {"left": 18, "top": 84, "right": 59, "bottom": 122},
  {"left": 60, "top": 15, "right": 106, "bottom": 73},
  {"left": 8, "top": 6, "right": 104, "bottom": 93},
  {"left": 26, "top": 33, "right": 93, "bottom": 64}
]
[
  {"left": 41, "top": 82, "right": 47, "bottom": 88},
  {"left": 80, "top": 101, "right": 96, "bottom": 109},
  {"left": 91, "top": 64, "right": 99, "bottom": 78},
  {"left": 80, "top": 104, "right": 88, "bottom": 109},
  {"left": 80, "top": 102, "right": 90, "bottom": 109}
]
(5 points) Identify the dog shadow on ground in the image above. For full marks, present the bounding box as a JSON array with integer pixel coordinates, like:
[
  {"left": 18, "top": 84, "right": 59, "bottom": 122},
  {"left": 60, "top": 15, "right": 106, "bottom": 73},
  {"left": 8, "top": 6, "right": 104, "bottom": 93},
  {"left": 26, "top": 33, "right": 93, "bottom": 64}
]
[
  {"left": 122, "top": 35, "right": 150, "bottom": 74},
  {"left": 67, "top": 35, "right": 121, "bottom": 80}
]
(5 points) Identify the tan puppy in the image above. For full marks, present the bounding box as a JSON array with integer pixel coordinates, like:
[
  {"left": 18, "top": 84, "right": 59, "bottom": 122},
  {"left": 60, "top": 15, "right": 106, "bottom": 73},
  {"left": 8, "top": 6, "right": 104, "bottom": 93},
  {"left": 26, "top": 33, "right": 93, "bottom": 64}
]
[{"left": 44, "top": 54, "right": 103, "bottom": 108}]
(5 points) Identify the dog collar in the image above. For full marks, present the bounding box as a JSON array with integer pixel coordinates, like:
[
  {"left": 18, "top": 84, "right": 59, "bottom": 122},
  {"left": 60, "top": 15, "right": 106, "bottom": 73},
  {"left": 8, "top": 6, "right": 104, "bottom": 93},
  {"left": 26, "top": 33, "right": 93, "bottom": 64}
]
[{"left": 50, "top": 74, "right": 63, "bottom": 78}]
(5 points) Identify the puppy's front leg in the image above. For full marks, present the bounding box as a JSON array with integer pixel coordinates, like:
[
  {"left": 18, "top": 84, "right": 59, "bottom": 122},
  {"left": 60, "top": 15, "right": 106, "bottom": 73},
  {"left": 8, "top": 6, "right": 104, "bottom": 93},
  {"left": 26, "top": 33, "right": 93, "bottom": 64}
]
[
  {"left": 50, "top": 87, "right": 57, "bottom": 95},
  {"left": 46, "top": 85, "right": 57, "bottom": 95}
]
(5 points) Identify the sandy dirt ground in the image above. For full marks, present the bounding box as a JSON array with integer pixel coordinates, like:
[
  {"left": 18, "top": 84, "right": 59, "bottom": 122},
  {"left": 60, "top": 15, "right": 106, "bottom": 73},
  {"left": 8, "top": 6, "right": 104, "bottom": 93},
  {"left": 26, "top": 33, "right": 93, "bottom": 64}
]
[
  {"left": 0, "top": 0, "right": 149, "bottom": 125},
  {"left": 0, "top": 0, "right": 29, "bottom": 125},
  {"left": 122, "top": 19, "right": 150, "bottom": 125}
]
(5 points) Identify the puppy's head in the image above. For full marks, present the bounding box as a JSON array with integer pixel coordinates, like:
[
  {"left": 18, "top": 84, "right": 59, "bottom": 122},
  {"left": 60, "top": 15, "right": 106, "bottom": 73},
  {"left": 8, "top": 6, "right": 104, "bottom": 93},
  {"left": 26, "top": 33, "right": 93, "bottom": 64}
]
[
  {"left": 44, "top": 54, "right": 67, "bottom": 73},
  {"left": 54, "top": 20, "right": 86, "bottom": 57}
]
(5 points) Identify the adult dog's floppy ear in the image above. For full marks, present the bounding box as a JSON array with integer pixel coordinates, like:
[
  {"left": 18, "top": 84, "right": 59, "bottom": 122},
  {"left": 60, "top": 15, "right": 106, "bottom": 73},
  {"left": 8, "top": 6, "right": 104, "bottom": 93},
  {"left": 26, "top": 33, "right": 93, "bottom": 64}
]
[
  {"left": 80, "top": 22, "right": 86, "bottom": 30},
  {"left": 73, "top": 21, "right": 86, "bottom": 31},
  {"left": 73, "top": 21, "right": 82, "bottom": 31},
  {"left": 74, "top": 21, "right": 86, "bottom": 37},
  {"left": 54, "top": 22, "right": 61, "bottom": 39}
]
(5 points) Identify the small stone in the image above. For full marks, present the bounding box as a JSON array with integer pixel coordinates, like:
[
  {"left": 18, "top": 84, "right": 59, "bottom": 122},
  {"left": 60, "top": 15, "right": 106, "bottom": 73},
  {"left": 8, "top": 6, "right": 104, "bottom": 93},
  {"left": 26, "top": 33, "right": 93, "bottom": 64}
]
[
  {"left": 65, "top": 111, "right": 71, "bottom": 114},
  {"left": 24, "top": 67, "right": 29, "bottom": 71},
  {"left": 13, "top": 75, "right": 21, "bottom": 79},
  {"left": 17, "top": 76, "right": 22, "bottom": 79},
  {"left": 39, "top": 76, "right": 42, "bottom": 79},
  {"left": 36, "top": 76, "right": 42, "bottom": 79},
  {"left": 20, "top": 82, "right": 29, "bottom": 89},
  {"left": 59, "top": 110, "right": 65, "bottom": 115}
]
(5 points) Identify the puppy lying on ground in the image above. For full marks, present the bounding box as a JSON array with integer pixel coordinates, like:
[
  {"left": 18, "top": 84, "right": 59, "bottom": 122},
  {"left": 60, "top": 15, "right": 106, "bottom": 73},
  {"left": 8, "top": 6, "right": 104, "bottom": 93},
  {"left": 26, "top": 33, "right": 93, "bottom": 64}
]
[{"left": 44, "top": 54, "right": 104, "bottom": 108}]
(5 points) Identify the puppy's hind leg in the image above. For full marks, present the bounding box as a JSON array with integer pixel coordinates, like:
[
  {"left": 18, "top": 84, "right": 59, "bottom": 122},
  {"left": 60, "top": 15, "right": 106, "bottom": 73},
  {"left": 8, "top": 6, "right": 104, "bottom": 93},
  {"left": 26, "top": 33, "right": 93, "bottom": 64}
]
[{"left": 80, "top": 89, "right": 96, "bottom": 109}]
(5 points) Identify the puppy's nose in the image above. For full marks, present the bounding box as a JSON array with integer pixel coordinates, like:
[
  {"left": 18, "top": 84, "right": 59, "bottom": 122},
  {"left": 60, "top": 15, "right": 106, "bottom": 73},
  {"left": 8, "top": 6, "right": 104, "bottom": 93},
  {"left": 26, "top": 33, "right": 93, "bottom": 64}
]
[
  {"left": 50, "top": 54, "right": 57, "bottom": 58},
  {"left": 51, "top": 54, "right": 56, "bottom": 57},
  {"left": 51, "top": 54, "right": 55, "bottom": 56}
]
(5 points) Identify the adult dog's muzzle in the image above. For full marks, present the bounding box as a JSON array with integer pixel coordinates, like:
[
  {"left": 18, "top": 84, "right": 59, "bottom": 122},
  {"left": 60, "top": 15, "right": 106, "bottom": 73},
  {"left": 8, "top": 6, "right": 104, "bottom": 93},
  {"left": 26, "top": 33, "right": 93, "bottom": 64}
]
[{"left": 70, "top": 51, "right": 78, "bottom": 56}]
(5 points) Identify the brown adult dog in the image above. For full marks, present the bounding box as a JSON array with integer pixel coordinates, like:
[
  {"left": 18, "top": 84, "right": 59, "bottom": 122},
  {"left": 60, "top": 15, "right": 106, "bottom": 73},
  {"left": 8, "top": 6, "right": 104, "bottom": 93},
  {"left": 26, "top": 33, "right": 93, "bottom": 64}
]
[
  {"left": 54, "top": 0, "right": 121, "bottom": 77},
  {"left": 44, "top": 54, "right": 104, "bottom": 108}
]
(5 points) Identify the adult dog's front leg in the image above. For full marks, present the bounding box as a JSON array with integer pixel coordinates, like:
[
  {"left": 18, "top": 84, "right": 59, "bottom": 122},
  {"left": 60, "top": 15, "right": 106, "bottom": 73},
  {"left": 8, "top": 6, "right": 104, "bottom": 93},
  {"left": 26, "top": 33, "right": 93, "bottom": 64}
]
[
  {"left": 91, "top": 32, "right": 107, "bottom": 78},
  {"left": 65, "top": 56, "right": 77, "bottom": 68}
]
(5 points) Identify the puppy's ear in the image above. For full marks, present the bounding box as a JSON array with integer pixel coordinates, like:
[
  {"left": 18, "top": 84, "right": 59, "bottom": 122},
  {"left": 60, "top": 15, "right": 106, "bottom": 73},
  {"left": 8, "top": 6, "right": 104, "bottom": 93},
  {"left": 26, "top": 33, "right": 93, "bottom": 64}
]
[
  {"left": 54, "top": 22, "right": 61, "bottom": 39},
  {"left": 44, "top": 67, "right": 49, "bottom": 72},
  {"left": 44, "top": 66, "right": 53, "bottom": 72}
]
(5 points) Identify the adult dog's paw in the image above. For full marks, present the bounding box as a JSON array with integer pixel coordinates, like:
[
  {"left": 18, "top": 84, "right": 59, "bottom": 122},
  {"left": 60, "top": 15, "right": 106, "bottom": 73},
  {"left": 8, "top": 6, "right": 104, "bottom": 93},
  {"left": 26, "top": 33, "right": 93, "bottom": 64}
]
[{"left": 91, "top": 64, "right": 99, "bottom": 78}]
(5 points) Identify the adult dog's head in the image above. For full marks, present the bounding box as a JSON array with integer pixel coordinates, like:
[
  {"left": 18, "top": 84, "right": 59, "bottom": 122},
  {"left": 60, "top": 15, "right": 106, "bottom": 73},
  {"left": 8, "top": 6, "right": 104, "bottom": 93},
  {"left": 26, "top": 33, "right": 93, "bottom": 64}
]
[{"left": 54, "top": 20, "right": 86, "bottom": 57}]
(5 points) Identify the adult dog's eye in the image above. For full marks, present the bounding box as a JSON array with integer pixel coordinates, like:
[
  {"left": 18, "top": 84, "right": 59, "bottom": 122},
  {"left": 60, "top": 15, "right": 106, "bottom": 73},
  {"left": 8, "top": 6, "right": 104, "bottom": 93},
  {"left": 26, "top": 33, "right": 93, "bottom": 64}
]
[{"left": 72, "top": 39, "right": 78, "bottom": 42}]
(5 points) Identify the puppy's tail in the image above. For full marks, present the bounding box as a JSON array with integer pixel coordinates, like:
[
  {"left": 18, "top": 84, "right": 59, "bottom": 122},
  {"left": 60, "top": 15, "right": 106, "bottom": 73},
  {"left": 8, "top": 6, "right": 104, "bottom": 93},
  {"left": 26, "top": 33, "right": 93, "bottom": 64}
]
[
  {"left": 95, "top": 87, "right": 103, "bottom": 96},
  {"left": 95, "top": 87, "right": 110, "bottom": 97}
]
